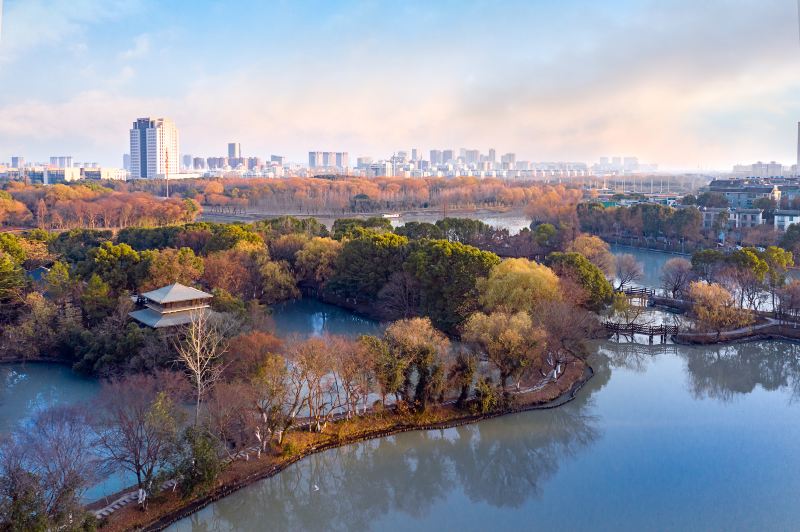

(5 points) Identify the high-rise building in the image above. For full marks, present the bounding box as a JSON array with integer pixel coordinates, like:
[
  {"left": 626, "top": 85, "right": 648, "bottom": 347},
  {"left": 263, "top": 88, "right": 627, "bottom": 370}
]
[
  {"left": 123, "top": 153, "right": 131, "bottom": 171},
  {"left": 430, "top": 150, "right": 442, "bottom": 165},
  {"left": 501, "top": 153, "right": 516, "bottom": 165},
  {"left": 228, "top": 143, "right": 241, "bottom": 159},
  {"left": 442, "top": 149, "right": 454, "bottom": 163},
  {"left": 49, "top": 156, "right": 73, "bottom": 168},
  {"left": 309, "top": 151, "right": 322, "bottom": 168},
  {"left": 192, "top": 157, "right": 206, "bottom": 170},
  {"left": 182, "top": 154, "right": 193, "bottom": 170},
  {"left": 270, "top": 155, "right": 286, "bottom": 165},
  {"left": 335, "top": 152, "right": 349, "bottom": 169},
  {"left": 11, "top": 156, "right": 24, "bottom": 168},
  {"left": 411, "top": 148, "right": 419, "bottom": 161},
  {"left": 129, "top": 117, "right": 180, "bottom": 179},
  {"left": 465, "top": 149, "right": 480, "bottom": 164},
  {"left": 488, "top": 148, "right": 496, "bottom": 163}
]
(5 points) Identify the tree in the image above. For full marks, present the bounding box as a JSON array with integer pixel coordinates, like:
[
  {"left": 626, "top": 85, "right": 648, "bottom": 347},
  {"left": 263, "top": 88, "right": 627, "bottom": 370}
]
[
  {"left": 761, "top": 246, "right": 794, "bottom": 312},
  {"left": 175, "top": 311, "right": 229, "bottom": 425},
  {"left": 81, "top": 241, "right": 141, "bottom": 293},
  {"left": 295, "top": 237, "right": 342, "bottom": 286},
  {"left": 0, "top": 406, "right": 98, "bottom": 531},
  {"left": 384, "top": 318, "right": 450, "bottom": 409},
  {"left": 0, "top": 251, "right": 25, "bottom": 323},
  {"left": 288, "top": 337, "right": 339, "bottom": 431},
  {"left": 477, "top": 258, "right": 561, "bottom": 314},
  {"left": 173, "top": 426, "right": 224, "bottom": 498},
  {"left": 567, "top": 234, "right": 615, "bottom": 277},
  {"left": 614, "top": 253, "right": 643, "bottom": 290},
  {"left": 405, "top": 239, "right": 500, "bottom": 332},
  {"left": 267, "top": 233, "right": 309, "bottom": 266},
  {"left": 137, "top": 247, "right": 204, "bottom": 292},
  {"left": 328, "top": 232, "right": 409, "bottom": 300},
  {"left": 462, "top": 311, "right": 547, "bottom": 393},
  {"left": 448, "top": 349, "right": 478, "bottom": 408},
  {"left": 395, "top": 221, "right": 443, "bottom": 240},
  {"left": 224, "top": 330, "right": 282, "bottom": 381},
  {"left": 360, "top": 335, "right": 407, "bottom": 406},
  {"left": 660, "top": 257, "right": 694, "bottom": 298},
  {"left": 330, "top": 336, "right": 375, "bottom": 418},
  {"left": 92, "top": 373, "right": 184, "bottom": 495},
  {"left": 688, "top": 282, "right": 753, "bottom": 340},
  {"left": 259, "top": 261, "right": 299, "bottom": 304},
  {"left": 545, "top": 252, "right": 613, "bottom": 310},
  {"left": 80, "top": 273, "right": 114, "bottom": 327},
  {"left": 332, "top": 217, "right": 393, "bottom": 240},
  {"left": 377, "top": 271, "right": 420, "bottom": 320}
]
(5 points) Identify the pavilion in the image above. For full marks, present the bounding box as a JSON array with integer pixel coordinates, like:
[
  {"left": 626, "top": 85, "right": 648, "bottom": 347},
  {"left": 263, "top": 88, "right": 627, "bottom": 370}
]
[{"left": 129, "top": 282, "right": 213, "bottom": 328}]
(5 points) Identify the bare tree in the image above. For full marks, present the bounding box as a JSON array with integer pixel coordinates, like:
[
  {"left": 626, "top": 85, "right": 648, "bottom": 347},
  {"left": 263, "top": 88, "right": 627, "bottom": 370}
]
[
  {"left": 92, "top": 373, "right": 184, "bottom": 497},
  {"left": 330, "top": 336, "right": 375, "bottom": 418},
  {"left": 175, "top": 311, "right": 229, "bottom": 426},
  {"left": 205, "top": 381, "right": 257, "bottom": 460},
  {"left": 377, "top": 271, "right": 420, "bottom": 320},
  {"left": 615, "top": 253, "right": 644, "bottom": 290},
  {"left": 0, "top": 405, "right": 98, "bottom": 530},
  {"left": 660, "top": 257, "right": 694, "bottom": 299},
  {"left": 289, "top": 337, "right": 341, "bottom": 432}
]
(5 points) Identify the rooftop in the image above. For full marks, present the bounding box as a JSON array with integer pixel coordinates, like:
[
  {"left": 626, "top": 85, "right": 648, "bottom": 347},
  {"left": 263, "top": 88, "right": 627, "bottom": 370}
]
[{"left": 140, "top": 283, "right": 212, "bottom": 304}]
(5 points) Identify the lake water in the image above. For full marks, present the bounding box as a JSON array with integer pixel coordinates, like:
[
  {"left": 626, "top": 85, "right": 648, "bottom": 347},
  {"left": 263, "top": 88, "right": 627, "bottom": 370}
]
[
  {"left": 170, "top": 338, "right": 800, "bottom": 531},
  {"left": 610, "top": 244, "right": 685, "bottom": 290},
  {"left": 0, "top": 299, "right": 382, "bottom": 502}
]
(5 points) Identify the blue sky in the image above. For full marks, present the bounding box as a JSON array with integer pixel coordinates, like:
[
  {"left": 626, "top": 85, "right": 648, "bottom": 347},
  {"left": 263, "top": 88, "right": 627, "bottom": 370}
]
[{"left": 1, "top": 0, "right": 799, "bottom": 170}]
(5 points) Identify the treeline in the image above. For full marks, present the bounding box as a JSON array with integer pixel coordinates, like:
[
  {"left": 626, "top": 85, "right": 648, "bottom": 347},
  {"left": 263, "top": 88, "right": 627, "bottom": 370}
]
[
  {"left": 0, "top": 181, "right": 200, "bottom": 229},
  {"left": 126, "top": 177, "right": 583, "bottom": 216},
  {"left": 578, "top": 202, "right": 703, "bottom": 244}
]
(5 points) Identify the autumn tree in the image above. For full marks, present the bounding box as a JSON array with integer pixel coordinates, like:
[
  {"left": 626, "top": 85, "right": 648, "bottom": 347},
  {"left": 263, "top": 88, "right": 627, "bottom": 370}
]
[
  {"left": 567, "top": 234, "right": 615, "bottom": 277},
  {"left": 384, "top": 318, "right": 450, "bottom": 409},
  {"left": 137, "top": 247, "right": 204, "bottom": 292},
  {"left": 477, "top": 258, "right": 561, "bottom": 314},
  {"left": 688, "top": 282, "right": 753, "bottom": 340},
  {"left": 295, "top": 237, "right": 343, "bottom": 287},
  {"left": 462, "top": 311, "right": 547, "bottom": 394}
]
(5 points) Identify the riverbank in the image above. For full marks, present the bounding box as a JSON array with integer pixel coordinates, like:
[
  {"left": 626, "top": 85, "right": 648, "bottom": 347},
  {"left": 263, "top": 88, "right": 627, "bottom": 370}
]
[{"left": 95, "top": 358, "right": 591, "bottom": 531}]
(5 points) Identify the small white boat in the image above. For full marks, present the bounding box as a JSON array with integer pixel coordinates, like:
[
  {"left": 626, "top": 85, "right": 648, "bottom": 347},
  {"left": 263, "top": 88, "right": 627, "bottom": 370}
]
[{"left": 381, "top": 213, "right": 400, "bottom": 219}]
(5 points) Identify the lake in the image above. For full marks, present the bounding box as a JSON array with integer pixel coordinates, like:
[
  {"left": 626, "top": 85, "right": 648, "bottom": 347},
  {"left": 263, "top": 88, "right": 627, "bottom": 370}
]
[
  {"left": 169, "top": 338, "right": 800, "bottom": 531},
  {"left": 0, "top": 299, "right": 382, "bottom": 501}
]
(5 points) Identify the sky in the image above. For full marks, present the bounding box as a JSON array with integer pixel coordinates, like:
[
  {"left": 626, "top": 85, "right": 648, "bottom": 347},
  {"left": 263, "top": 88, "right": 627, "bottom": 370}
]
[{"left": 0, "top": 0, "right": 799, "bottom": 171}]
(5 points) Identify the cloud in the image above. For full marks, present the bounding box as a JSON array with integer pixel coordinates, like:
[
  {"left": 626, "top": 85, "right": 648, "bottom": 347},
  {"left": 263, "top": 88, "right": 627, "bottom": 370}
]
[
  {"left": 119, "top": 33, "right": 150, "bottom": 60},
  {"left": 0, "top": 0, "right": 799, "bottom": 170}
]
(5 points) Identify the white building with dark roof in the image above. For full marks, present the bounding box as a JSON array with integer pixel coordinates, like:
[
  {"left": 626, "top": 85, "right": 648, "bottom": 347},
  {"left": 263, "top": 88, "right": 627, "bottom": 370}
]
[{"left": 129, "top": 283, "right": 212, "bottom": 328}]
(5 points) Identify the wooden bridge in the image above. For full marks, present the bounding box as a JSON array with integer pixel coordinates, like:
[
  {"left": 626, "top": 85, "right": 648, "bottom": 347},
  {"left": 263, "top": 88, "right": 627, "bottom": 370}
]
[{"left": 603, "top": 321, "right": 679, "bottom": 343}]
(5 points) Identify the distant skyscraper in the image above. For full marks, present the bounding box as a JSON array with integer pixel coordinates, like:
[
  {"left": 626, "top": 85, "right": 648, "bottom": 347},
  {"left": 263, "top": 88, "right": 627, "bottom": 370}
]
[
  {"left": 49, "top": 156, "right": 73, "bottom": 168},
  {"left": 335, "top": 152, "right": 349, "bottom": 169},
  {"left": 123, "top": 153, "right": 131, "bottom": 171},
  {"left": 10, "top": 156, "right": 24, "bottom": 168},
  {"left": 182, "top": 154, "right": 193, "bottom": 169},
  {"left": 411, "top": 148, "right": 418, "bottom": 161},
  {"left": 270, "top": 155, "right": 286, "bottom": 165},
  {"left": 442, "top": 149, "right": 454, "bottom": 163},
  {"left": 309, "top": 151, "right": 322, "bottom": 168},
  {"left": 192, "top": 157, "right": 205, "bottom": 170},
  {"left": 129, "top": 117, "right": 180, "bottom": 179},
  {"left": 488, "top": 148, "right": 496, "bottom": 163},
  {"left": 228, "top": 143, "right": 241, "bottom": 159},
  {"left": 501, "top": 153, "right": 516, "bottom": 165},
  {"left": 430, "top": 150, "right": 442, "bottom": 165}
]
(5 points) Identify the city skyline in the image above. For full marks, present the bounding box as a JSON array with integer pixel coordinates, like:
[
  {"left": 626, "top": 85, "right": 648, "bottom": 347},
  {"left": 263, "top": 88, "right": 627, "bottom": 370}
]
[{"left": 0, "top": 1, "right": 799, "bottom": 170}]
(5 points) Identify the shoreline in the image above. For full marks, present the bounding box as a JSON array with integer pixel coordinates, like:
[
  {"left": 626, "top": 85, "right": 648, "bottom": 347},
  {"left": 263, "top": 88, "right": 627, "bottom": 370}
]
[{"left": 97, "top": 360, "right": 593, "bottom": 531}]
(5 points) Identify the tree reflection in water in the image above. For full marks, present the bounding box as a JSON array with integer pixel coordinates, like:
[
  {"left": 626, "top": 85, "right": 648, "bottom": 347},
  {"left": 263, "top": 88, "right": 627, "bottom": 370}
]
[
  {"left": 178, "top": 361, "right": 611, "bottom": 531},
  {"left": 681, "top": 341, "right": 800, "bottom": 402}
]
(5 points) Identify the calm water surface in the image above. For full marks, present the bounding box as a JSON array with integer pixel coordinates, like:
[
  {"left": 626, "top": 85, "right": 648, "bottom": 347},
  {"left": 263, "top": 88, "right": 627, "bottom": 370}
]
[
  {"left": 0, "top": 300, "right": 380, "bottom": 500},
  {"left": 169, "top": 339, "right": 800, "bottom": 531}
]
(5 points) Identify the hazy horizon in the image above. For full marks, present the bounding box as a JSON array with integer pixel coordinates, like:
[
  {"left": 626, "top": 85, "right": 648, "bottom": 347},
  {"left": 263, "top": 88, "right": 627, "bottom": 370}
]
[{"left": 1, "top": 0, "right": 799, "bottom": 171}]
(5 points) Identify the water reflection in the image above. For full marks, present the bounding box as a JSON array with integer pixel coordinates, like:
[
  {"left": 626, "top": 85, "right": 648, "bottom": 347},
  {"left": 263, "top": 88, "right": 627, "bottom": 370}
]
[
  {"left": 173, "top": 361, "right": 611, "bottom": 532},
  {"left": 681, "top": 341, "right": 800, "bottom": 401}
]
